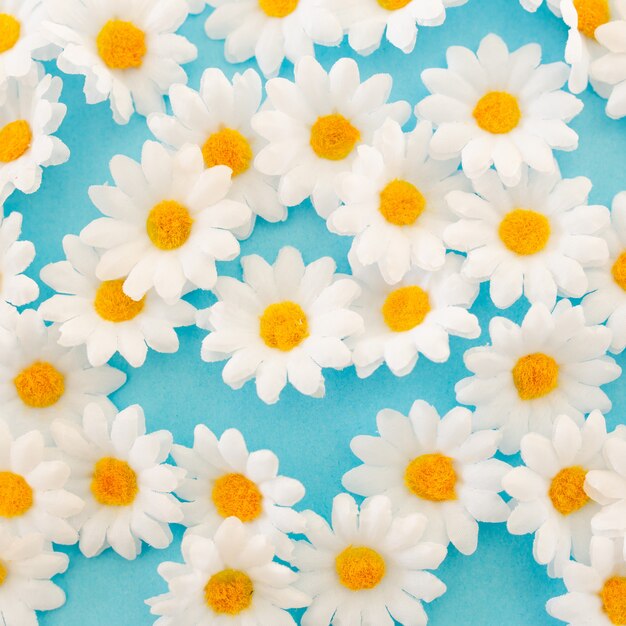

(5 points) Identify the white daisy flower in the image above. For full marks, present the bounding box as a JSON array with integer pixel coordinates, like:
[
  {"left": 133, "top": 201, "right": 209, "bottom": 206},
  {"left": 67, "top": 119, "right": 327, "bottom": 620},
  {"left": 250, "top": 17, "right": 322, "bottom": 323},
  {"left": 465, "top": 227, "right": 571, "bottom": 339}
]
[
  {"left": 39, "top": 235, "right": 196, "bottom": 368},
  {"left": 172, "top": 425, "right": 305, "bottom": 561},
  {"left": 0, "top": 64, "right": 68, "bottom": 204},
  {"left": 148, "top": 68, "right": 285, "bottom": 234},
  {"left": 444, "top": 167, "right": 609, "bottom": 309},
  {"left": 0, "top": 529, "right": 69, "bottom": 625},
  {"left": 349, "top": 253, "right": 480, "bottom": 378},
  {"left": 416, "top": 34, "right": 583, "bottom": 186},
  {"left": 252, "top": 56, "right": 411, "bottom": 218},
  {"left": 43, "top": 0, "right": 197, "bottom": 124},
  {"left": 147, "top": 516, "right": 310, "bottom": 625},
  {"left": 503, "top": 411, "right": 609, "bottom": 578},
  {"left": 294, "top": 493, "right": 447, "bottom": 626},
  {"left": 80, "top": 141, "right": 252, "bottom": 304},
  {"left": 197, "top": 246, "right": 363, "bottom": 404},
  {"left": 546, "top": 536, "right": 626, "bottom": 626},
  {"left": 456, "top": 301, "right": 621, "bottom": 454},
  {"left": 0, "top": 420, "right": 83, "bottom": 545},
  {"left": 0, "top": 307, "right": 125, "bottom": 439},
  {"left": 204, "top": 0, "right": 343, "bottom": 78},
  {"left": 0, "top": 212, "right": 38, "bottom": 307},
  {"left": 328, "top": 119, "right": 469, "bottom": 283},
  {"left": 343, "top": 402, "right": 510, "bottom": 555},
  {"left": 51, "top": 403, "right": 184, "bottom": 560}
]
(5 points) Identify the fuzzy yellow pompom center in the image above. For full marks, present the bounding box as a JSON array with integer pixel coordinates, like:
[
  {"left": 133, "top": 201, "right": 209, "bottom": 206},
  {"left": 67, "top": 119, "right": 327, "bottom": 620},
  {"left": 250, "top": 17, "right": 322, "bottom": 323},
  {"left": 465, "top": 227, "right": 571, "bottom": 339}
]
[
  {"left": 94, "top": 279, "right": 145, "bottom": 323},
  {"left": 404, "top": 453, "right": 458, "bottom": 501},
  {"left": 473, "top": 91, "right": 522, "bottom": 134},
  {"left": 601, "top": 576, "right": 626, "bottom": 625},
  {"left": 310, "top": 114, "right": 361, "bottom": 161},
  {"left": 259, "top": 301, "right": 309, "bottom": 351},
  {"left": 146, "top": 200, "right": 194, "bottom": 250},
  {"left": 205, "top": 569, "right": 254, "bottom": 615},
  {"left": 499, "top": 209, "right": 551, "bottom": 256},
  {"left": 377, "top": 0, "right": 412, "bottom": 9},
  {"left": 0, "top": 14, "right": 20, "bottom": 54},
  {"left": 512, "top": 352, "right": 559, "bottom": 400},
  {"left": 0, "top": 120, "right": 32, "bottom": 163},
  {"left": 0, "top": 562, "right": 7, "bottom": 586},
  {"left": 574, "top": 0, "right": 610, "bottom": 38},
  {"left": 90, "top": 457, "right": 138, "bottom": 506},
  {"left": 0, "top": 472, "right": 33, "bottom": 518},
  {"left": 611, "top": 252, "right": 626, "bottom": 292},
  {"left": 335, "top": 546, "right": 386, "bottom": 591},
  {"left": 379, "top": 179, "right": 426, "bottom": 226},
  {"left": 382, "top": 286, "right": 430, "bottom": 332},
  {"left": 212, "top": 473, "right": 263, "bottom": 522},
  {"left": 97, "top": 20, "right": 146, "bottom": 70},
  {"left": 548, "top": 466, "right": 589, "bottom": 516},
  {"left": 258, "top": 0, "right": 298, "bottom": 17},
  {"left": 14, "top": 361, "right": 65, "bottom": 408},
  {"left": 202, "top": 128, "right": 253, "bottom": 176}
]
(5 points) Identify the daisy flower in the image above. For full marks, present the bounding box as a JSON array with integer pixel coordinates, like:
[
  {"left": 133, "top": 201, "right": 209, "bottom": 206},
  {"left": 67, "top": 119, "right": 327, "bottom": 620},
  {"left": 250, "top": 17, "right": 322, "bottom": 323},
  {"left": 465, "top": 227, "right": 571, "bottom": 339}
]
[
  {"left": 416, "top": 34, "right": 583, "bottom": 186},
  {"left": 294, "top": 493, "right": 447, "bottom": 626},
  {"left": 0, "top": 212, "right": 38, "bottom": 307},
  {"left": 43, "top": 0, "right": 197, "bottom": 124},
  {"left": 80, "top": 141, "right": 252, "bottom": 304},
  {"left": 0, "top": 529, "right": 69, "bottom": 625},
  {"left": 252, "top": 56, "right": 411, "bottom": 218},
  {"left": 203, "top": 0, "right": 343, "bottom": 78},
  {"left": 0, "top": 307, "right": 125, "bottom": 438},
  {"left": 328, "top": 119, "right": 469, "bottom": 283},
  {"left": 503, "top": 411, "right": 609, "bottom": 578},
  {"left": 0, "top": 420, "right": 83, "bottom": 545},
  {"left": 546, "top": 536, "right": 626, "bottom": 626},
  {"left": 343, "top": 402, "right": 510, "bottom": 555},
  {"left": 51, "top": 403, "right": 184, "bottom": 560},
  {"left": 444, "top": 167, "right": 609, "bottom": 309},
  {"left": 197, "top": 246, "right": 363, "bottom": 404},
  {"left": 39, "top": 235, "right": 196, "bottom": 368},
  {"left": 456, "top": 301, "right": 621, "bottom": 454},
  {"left": 147, "top": 516, "right": 310, "bottom": 625},
  {"left": 349, "top": 253, "right": 480, "bottom": 378},
  {"left": 148, "top": 68, "right": 285, "bottom": 234},
  {"left": 172, "top": 425, "right": 305, "bottom": 561},
  {"left": 0, "top": 64, "right": 68, "bottom": 203}
]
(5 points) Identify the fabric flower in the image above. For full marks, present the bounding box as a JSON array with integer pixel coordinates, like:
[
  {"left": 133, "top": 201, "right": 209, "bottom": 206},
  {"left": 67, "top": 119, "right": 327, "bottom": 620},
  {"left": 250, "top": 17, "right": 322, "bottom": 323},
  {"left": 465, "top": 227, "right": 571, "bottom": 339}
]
[{"left": 0, "top": 212, "right": 38, "bottom": 307}]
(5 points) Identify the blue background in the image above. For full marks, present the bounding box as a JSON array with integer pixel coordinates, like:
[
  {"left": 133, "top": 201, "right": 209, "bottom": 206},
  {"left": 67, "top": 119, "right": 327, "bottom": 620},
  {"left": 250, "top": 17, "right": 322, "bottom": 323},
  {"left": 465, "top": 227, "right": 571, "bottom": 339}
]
[{"left": 9, "top": 0, "right": 626, "bottom": 623}]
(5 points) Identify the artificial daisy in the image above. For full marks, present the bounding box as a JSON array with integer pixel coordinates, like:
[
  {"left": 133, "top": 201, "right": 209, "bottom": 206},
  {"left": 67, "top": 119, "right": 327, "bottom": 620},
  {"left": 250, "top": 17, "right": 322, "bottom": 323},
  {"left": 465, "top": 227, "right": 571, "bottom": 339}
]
[
  {"left": 328, "top": 119, "right": 469, "bottom": 283},
  {"left": 204, "top": 0, "right": 343, "bottom": 78},
  {"left": 0, "top": 420, "right": 83, "bottom": 545},
  {"left": 456, "top": 301, "right": 621, "bottom": 454},
  {"left": 0, "top": 529, "right": 69, "bottom": 625},
  {"left": 43, "top": 0, "right": 197, "bottom": 124},
  {"left": 444, "top": 167, "right": 609, "bottom": 309},
  {"left": 197, "top": 246, "right": 363, "bottom": 404},
  {"left": 0, "top": 64, "right": 68, "bottom": 203},
  {"left": 546, "top": 536, "right": 626, "bottom": 626},
  {"left": 503, "top": 411, "right": 609, "bottom": 578},
  {"left": 39, "top": 235, "right": 196, "bottom": 368},
  {"left": 147, "top": 517, "right": 310, "bottom": 625},
  {"left": 416, "top": 34, "right": 583, "bottom": 186},
  {"left": 148, "top": 68, "right": 285, "bottom": 234},
  {"left": 172, "top": 425, "right": 305, "bottom": 560},
  {"left": 252, "top": 56, "right": 411, "bottom": 218},
  {"left": 51, "top": 403, "right": 184, "bottom": 560},
  {"left": 0, "top": 212, "right": 38, "bottom": 307},
  {"left": 349, "top": 253, "right": 480, "bottom": 378},
  {"left": 80, "top": 141, "right": 252, "bottom": 304},
  {"left": 343, "top": 402, "right": 510, "bottom": 555},
  {"left": 294, "top": 493, "right": 447, "bottom": 626},
  {"left": 0, "top": 307, "right": 125, "bottom": 438}
]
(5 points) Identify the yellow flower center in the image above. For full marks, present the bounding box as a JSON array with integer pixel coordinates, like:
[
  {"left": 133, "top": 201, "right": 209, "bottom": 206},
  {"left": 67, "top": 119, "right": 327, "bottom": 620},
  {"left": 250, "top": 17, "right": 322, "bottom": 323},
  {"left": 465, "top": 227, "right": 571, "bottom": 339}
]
[
  {"left": 574, "top": 0, "right": 610, "bottom": 38},
  {"left": 473, "top": 91, "right": 522, "bottom": 134},
  {"left": 377, "top": 0, "right": 412, "bottom": 9},
  {"left": 499, "top": 209, "right": 551, "bottom": 256},
  {"left": 0, "top": 562, "right": 7, "bottom": 586},
  {"left": 0, "top": 13, "right": 20, "bottom": 54},
  {"left": 96, "top": 20, "right": 147, "bottom": 70},
  {"left": 0, "top": 472, "right": 33, "bottom": 518},
  {"left": 310, "top": 114, "right": 361, "bottom": 161},
  {"left": 512, "top": 353, "right": 559, "bottom": 400},
  {"left": 258, "top": 0, "right": 299, "bottom": 17},
  {"left": 0, "top": 120, "right": 32, "bottom": 163},
  {"left": 382, "top": 286, "right": 430, "bottom": 332},
  {"left": 259, "top": 301, "right": 309, "bottom": 351},
  {"left": 14, "top": 361, "right": 65, "bottom": 408},
  {"left": 601, "top": 576, "right": 626, "bottom": 625},
  {"left": 211, "top": 473, "right": 263, "bottom": 522},
  {"left": 202, "top": 128, "right": 253, "bottom": 177},
  {"left": 204, "top": 569, "right": 254, "bottom": 615},
  {"left": 146, "top": 200, "right": 194, "bottom": 250},
  {"left": 90, "top": 457, "right": 138, "bottom": 506},
  {"left": 548, "top": 466, "right": 589, "bottom": 516},
  {"left": 335, "top": 546, "right": 386, "bottom": 591},
  {"left": 379, "top": 179, "right": 426, "bottom": 226},
  {"left": 611, "top": 252, "right": 626, "bottom": 292},
  {"left": 94, "top": 279, "right": 145, "bottom": 323},
  {"left": 404, "top": 453, "right": 458, "bottom": 501}
]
